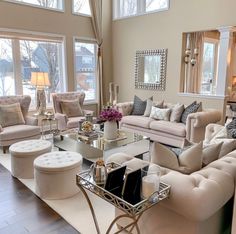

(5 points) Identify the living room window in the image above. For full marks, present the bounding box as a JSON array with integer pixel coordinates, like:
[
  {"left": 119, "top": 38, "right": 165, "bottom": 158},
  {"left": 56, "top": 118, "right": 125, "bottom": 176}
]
[
  {"left": 73, "top": 0, "right": 91, "bottom": 16},
  {"left": 4, "top": 0, "right": 64, "bottom": 11},
  {"left": 200, "top": 38, "right": 219, "bottom": 94},
  {"left": 0, "top": 34, "right": 66, "bottom": 107},
  {"left": 74, "top": 39, "right": 97, "bottom": 102},
  {"left": 113, "top": 0, "right": 169, "bottom": 20}
]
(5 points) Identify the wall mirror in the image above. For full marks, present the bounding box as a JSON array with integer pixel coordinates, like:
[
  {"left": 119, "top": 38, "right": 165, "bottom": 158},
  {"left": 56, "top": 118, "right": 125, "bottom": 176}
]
[{"left": 135, "top": 49, "right": 167, "bottom": 90}]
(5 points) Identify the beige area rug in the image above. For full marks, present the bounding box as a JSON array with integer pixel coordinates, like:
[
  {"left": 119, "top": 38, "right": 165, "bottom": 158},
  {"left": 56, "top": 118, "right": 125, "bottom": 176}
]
[
  {"left": 0, "top": 139, "right": 150, "bottom": 233},
  {"left": 0, "top": 153, "right": 118, "bottom": 234}
]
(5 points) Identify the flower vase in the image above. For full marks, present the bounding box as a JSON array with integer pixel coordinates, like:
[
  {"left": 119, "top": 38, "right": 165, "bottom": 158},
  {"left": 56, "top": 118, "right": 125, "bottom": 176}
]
[{"left": 104, "top": 121, "right": 118, "bottom": 140}]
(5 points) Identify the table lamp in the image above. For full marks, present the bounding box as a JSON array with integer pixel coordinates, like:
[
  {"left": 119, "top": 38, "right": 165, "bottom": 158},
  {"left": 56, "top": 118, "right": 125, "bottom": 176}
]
[{"left": 31, "top": 72, "right": 50, "bottom": 115}]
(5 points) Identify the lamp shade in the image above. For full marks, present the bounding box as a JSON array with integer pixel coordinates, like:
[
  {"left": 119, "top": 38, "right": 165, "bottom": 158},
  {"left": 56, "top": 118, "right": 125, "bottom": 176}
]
[{"left": 31, "top": 72, "right": 50, "bottom": 87}]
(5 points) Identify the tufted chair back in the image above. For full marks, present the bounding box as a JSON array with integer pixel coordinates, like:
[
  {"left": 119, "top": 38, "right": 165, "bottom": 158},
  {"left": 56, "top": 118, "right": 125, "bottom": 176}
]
[
  {"left": 0, "top": 95, "right": 31, "bottom": 120},
  {"left": 51, "top": 92, "right": 85, "bottom": 114}
]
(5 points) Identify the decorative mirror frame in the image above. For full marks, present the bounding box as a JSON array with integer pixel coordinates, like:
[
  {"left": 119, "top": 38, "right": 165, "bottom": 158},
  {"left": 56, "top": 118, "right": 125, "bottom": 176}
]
[{"left": 135, "top": 49, "right": 168, "bottom": 90}]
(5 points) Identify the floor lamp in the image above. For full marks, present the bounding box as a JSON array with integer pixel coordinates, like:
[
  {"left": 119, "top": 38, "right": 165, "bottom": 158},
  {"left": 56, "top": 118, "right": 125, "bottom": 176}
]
[{"left": 31, "top": 72, "right": 50, "bottom": 116}]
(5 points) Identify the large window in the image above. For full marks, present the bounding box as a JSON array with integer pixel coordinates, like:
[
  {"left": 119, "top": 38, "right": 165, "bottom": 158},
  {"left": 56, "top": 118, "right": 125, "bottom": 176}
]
[
  {"left": 113, "top": 0, "right": 169, "bottom": 19},
  {"left": 4, "top": 0, "right": 64, "bottom": 11},
  {"left": 73, "top": 0, "right": 91, "bottom": 16},
  {"left": 74, "top": 40, "right": 97, "bottom": 102},
  {"left": 0, "top": 35, "right": 65, "bottom": 107},
  {"left": 200, "top": 39, "right": 219, "bottom": 94}
]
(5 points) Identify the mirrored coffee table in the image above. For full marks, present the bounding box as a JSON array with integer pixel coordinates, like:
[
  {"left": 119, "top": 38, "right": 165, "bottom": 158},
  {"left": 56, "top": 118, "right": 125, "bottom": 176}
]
[{"left": 53, "top": 129, "right": 150, "bottom": 163}]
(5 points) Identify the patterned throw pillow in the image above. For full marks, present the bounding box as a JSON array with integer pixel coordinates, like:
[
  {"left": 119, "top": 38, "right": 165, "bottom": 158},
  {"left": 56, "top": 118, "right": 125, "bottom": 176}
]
[
  {"left": 181, "top": 101, "right": 201, "bottom": 124},
  {"left": 60, "top": 99, "right": 83, "bottom": 117},
  {"left": 0, "top": 103, "right": 25, "bottom": 127},
  {"left": 150, "top": 106, "right": 171, "bottom": 121},
  {"left": 226, "top": 118, "right": 236, "bottom": 138},
  {"left": 131, "top": 96, "right": 152, "bottom": 115}
]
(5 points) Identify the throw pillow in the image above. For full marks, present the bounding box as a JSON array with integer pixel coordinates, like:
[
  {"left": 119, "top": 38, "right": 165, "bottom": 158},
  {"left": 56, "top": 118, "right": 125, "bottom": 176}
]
[
  {"left": 204, "top": 127, "right": 236, "bottom": 158},
  {"left": 181, "top": 101, "right": 201, "bottom": 124},
  {"left": 170, "top": 103, "right": 184, "bottom": 122},
  {"left": 0, "top": 103, "right": 25, "bottom": 127},
  {"left": 153, "top": 100, "right": 164, "bottom": 108},
  {"left": 60, "top": 99, "right": 83, "bottom": 117},
  {"left": 131, "top": 95, "right": 152, "bottom": 115},
  {"left": 202, "top": 142, "right": 223, "bottom": 166},
  {"left": 151, "top": 141, "right": 202, "bottom": 174},
  {"left": 143, "top": 98, "right": 153, "bottom": 117},
  {"left": 150, "top": 106, "right": 171, "bottom": 121},
  {"left": 226, "top": 118, "right": 236, "bottom": 138}
]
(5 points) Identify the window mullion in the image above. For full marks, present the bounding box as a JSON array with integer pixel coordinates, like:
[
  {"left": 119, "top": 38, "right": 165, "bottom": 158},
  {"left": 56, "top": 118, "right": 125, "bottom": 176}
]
[
  {"left": 12, "top": 39, "right": 23, "bottom": 95},
  {"left": 139, "top": 0, "right": 145, "bottom": 14}
]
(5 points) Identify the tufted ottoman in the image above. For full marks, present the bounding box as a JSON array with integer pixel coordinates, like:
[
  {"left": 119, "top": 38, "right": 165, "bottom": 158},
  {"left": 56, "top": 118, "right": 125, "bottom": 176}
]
[
  {"left": 9, "top": 139, "right": 52, "bottom": 179},
  {"left": 34, "top": 151, "right": 83, "bottom": 200}
]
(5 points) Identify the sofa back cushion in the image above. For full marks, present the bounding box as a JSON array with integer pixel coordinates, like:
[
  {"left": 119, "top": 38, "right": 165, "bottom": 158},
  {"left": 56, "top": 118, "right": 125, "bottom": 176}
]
[{"left": 0, "top": 103, "right": 25, "bottom": 127}]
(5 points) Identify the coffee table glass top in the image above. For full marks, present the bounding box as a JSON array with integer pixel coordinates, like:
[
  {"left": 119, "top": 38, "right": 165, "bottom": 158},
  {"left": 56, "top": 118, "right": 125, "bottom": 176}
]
[{"left": 54, "top": 129, "right": 150, "bottom": 162}]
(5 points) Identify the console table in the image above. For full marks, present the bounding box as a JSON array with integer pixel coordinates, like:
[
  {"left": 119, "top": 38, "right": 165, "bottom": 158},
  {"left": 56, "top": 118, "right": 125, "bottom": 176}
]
[{"left": 76, "top": 169, "right": 170, "bottom": 234}]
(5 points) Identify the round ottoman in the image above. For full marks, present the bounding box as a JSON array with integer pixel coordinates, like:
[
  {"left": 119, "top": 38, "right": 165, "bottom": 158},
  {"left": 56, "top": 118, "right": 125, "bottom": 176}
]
[
  {"left": 34, "top": 151, "right": 83, "bottom": 200},
  {"left": 9, "top": 139, "right": 52, "bottom": 179}
]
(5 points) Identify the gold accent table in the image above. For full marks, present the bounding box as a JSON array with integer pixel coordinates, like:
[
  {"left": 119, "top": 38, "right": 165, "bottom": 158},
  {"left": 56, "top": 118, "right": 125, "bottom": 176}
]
[{"left": 76, "top": 170, "right": 171, "bottom": 234}]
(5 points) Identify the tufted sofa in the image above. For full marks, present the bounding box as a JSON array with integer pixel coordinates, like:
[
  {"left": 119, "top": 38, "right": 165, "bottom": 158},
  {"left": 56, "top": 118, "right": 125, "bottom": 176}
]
[
  {"left": 107, "top": 124, "right": 236, "bottom": 234},
  {"left": 116, "top": 101, "right": 222, "bottom": 148},
  {"left": 107, "top": 147, "right": 236, "bottom": 234},
  {"left": 0, "top": 95, "right": 41, "bottom": 153}
]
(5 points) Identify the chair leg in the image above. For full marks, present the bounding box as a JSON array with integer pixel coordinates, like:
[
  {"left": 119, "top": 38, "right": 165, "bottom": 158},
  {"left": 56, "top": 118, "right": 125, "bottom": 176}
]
[{"left": 2, "top": 146, "right": 7, "bottom": 154}]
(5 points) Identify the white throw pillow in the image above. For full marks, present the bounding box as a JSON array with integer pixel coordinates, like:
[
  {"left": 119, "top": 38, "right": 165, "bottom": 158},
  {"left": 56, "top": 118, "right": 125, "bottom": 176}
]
[
  {"left": 150, "top": 106, "right": 171, "bottom": 121},
  {"left": 170, "top": 103, "right": 184, "bottom": 122},
  {"left": 151, "top": 142, "right": 203, "bottom": 174},
  {"left": 143, "top": 98, "right": 153, "bottom": 117},
  {"left": 202, "top": 142, "right": 223, "bottom": 166}
]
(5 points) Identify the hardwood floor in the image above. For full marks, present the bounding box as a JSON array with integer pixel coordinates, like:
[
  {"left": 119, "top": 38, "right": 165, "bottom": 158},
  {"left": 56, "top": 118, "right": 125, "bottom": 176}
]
[{"left": 0, "top": 164, "right": 79, "bottom": 234}]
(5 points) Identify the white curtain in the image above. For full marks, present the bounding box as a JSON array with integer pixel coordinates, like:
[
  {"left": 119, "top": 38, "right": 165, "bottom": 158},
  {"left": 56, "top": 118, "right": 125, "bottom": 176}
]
[
  {"left": 89, "top": 0, "right": 103, "bottom": 111},
  {"left": 184, "top": 32, "right": 204, "bottom": 93}
]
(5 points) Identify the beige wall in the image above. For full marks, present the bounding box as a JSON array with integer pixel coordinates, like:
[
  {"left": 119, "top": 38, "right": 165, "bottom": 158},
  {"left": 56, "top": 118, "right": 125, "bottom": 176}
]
[
  {"left": 0, "top": 0, "right": 113, "bottom": 114},
  {"left": 112, "top": 0, "right": 236, "bottom": 116}
]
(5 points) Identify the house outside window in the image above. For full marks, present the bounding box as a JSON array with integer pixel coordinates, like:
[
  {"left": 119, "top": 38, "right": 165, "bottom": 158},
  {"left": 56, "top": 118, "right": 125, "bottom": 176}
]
[
  {"left": 0, "top": 35, "right": 65, "bottom": 107},
  {"left": 200, "top": 38, "right": 219, "bottom": 94},
  {"left": 73, "top": 0, "right": 91, "bottom": 16},
  {"left": 74, "top": 40, "right": 97, "bottom": 102},
  {"left": 4, "top": 0, "right": 64, "bottom": 11},
  {"left": 113, "top": 0, "right": 169, "bottom": 20}
]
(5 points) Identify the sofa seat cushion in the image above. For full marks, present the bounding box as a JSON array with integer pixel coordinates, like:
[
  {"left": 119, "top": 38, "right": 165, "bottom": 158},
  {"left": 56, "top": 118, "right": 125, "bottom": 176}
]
[
  {"left": 121, "top": 116, "right": 154, "bottom": 128},
  {"left": 67, "top": 116, "right": 86, "bottom": 129},
  {"left": 0, "top": 125, "right": 40, "bottom": 141},
  {"left": 150, "top": 121, "right": 186, "bottom": 137}
]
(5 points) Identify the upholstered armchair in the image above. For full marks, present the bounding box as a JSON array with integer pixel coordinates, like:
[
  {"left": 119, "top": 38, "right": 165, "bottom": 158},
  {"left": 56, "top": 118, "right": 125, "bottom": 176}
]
[
  {"left": 52, "top": 91, "right": 93, "bottom": 131},
  {"left": 0, "top": 95, "right": 41, "bottom": 153}
]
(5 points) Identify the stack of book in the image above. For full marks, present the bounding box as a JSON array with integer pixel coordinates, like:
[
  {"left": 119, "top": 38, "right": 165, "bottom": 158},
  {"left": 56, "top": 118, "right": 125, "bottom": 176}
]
[{"left": 77, "top": 131, "right": 99, "bottom": 141}]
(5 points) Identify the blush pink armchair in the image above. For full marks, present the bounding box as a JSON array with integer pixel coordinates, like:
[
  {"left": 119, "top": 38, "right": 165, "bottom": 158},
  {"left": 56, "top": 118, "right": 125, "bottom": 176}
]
[
  {"left": 0, "top": 95, "right": 41, "bottom": 153},
  {"left": 52, "top": 91, "right": 93, "bottom": 131}
]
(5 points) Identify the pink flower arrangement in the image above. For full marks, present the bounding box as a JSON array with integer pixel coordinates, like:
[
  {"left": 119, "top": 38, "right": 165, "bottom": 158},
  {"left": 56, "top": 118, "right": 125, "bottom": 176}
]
[{"left": 100, "top": 107, "right": 122, "bottom": 122}]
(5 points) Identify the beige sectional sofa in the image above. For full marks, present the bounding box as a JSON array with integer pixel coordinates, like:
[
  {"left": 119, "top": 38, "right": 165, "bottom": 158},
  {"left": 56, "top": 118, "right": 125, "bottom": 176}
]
[
  {"left": 116, "top": 101, "right": 222, "bottom": 147},
  {"left": 107, "top": 124, "right": 236, "bottom": 233}
]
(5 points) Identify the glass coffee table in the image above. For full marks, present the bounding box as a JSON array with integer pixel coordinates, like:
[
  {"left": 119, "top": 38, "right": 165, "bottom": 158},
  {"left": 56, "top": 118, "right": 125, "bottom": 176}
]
[{"left": 53, "top": 129, "right": 150, "bottom": 163}]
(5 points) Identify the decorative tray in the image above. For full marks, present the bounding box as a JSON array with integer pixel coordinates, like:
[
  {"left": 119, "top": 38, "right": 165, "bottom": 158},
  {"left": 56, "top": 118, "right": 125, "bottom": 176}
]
[{"left": 76, "top": 165, "right": 171, "bottom": 216}]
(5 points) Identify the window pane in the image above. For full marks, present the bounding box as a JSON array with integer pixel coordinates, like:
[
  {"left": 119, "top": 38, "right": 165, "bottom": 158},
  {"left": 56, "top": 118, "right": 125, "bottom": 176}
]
[
  {"left": 20, "top": 40, "right": 64, "bottom": 106},
  {"left": 119, "top": 0, "right": 137, "bottom": 17},
  {"left": 4, "top": 0, "right": 63, "bottom": 10},
  {"left": 146, "top": 0, "right": 169, "bottom": 12},
  {"left": 73, "top": 0, "right": 91, "bottom": 15},
  {"left": 74, "top": 41, "right": 97, "bottom": 102},
  {"left": 201, "top": 42, "right": 216, "bottom": 94},
  {"left": 0, "top": 39, "right": 15, "bottom": 96}
]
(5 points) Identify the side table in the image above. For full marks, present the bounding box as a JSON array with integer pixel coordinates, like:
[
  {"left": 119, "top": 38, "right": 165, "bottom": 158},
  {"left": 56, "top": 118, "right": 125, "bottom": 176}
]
[
  {"left": 41, "top": 118, "right": 59, "bottom": 139},
  {"left": 76, "top": 169, "right": 170, "bottom": 234}
]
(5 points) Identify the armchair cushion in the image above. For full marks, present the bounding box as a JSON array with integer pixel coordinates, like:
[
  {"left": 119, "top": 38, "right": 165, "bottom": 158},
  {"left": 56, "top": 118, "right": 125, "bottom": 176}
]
[
  {"left": 202, "top": 142, "right": 223, "bottom": 166},
  {"left": 60, "top": 99, "right": 83, "bottom": 117},
  {"left": 0, "top": 103, "right": 25, "bottom": 127}
]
